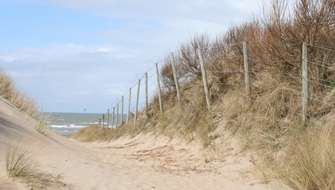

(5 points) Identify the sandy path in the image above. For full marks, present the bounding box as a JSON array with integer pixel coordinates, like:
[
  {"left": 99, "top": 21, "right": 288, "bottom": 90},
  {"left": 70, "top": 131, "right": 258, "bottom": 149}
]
[{"left": 0, "top": 100, "right": 281, "bottom": 190}]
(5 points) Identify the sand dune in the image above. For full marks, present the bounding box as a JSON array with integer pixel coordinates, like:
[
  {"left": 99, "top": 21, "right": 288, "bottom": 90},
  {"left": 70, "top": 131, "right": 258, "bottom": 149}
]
[{"left": 0, "top": 100, "right": 282, "bottom": 190}]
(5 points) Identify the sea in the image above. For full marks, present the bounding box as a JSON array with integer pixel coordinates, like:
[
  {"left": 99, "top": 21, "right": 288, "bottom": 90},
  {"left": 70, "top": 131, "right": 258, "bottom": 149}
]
[{"left": 43, "top": 112, "right": 101, "bottom": 136}]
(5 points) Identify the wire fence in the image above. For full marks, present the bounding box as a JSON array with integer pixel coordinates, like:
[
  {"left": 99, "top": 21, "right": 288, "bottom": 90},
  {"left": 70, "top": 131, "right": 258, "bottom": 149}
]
[{"left": 96, "top": 42, "right": 335, "bottom": 128}]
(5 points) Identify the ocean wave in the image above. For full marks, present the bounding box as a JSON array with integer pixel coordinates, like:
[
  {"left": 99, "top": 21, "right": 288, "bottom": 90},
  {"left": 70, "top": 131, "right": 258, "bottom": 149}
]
[{"left": 49, "top": 124, "right": 88, "bottom": 129}]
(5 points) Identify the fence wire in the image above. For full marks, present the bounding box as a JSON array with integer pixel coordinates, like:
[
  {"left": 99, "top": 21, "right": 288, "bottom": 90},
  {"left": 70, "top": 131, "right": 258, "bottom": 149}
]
[{"left": 96, "top": 42, "right": 335, "bottom": 128}]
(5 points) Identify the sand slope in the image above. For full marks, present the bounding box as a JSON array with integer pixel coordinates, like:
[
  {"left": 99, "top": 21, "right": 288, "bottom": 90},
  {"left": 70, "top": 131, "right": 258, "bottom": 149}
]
[{"left": 0, "top": 100, "right": 283, "bottom": 190}]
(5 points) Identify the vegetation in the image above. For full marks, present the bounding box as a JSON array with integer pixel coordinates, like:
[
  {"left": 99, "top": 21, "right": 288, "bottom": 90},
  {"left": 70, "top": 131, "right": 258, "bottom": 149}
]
[
  {"left": 6, "top": 147, "right": 32, "bottom": 178},
  {"left": 0, "top": 71, "right": 44, "bottom": 135},
  {"left": 0, "top": 72, "right": 38, "bottom": 118},
  {"left": 270, "top": 126, "right": 335, "bottom": 190},
  {"left": 35, "top": 121, "right": 48, "bottom": 135}
]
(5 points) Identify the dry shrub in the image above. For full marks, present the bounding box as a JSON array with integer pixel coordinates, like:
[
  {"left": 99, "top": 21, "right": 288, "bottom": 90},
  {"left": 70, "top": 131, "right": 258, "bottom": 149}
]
[
  {"left": 161, "top": 53, "right": 181, "bottom": 90},
  {"left": 161, "top": 35, "right": 210, "bottom": 90},
  {"left": 161, "top": 62, "right": 174, "bottom": 90},
  {"left": 260, "top": 0, "right": 335, "bottom": 78},
  {"left": 6, "top": 146, "right": 66, "bottom": 189},
  {"left": 179, "top": 35, "right": 211, "bottom": 77}
]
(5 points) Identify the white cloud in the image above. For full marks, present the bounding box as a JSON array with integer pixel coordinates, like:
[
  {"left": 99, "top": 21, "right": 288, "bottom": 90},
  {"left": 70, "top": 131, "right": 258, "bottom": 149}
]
[
  {"left": 49, "top": 0, "right": 263, "bottom": 24},
  {"left": 0, "top": 43, "right": 139, "bottom": 64},
  {"left": 0, "top": 55, "right": 18, "bottom": 63}
]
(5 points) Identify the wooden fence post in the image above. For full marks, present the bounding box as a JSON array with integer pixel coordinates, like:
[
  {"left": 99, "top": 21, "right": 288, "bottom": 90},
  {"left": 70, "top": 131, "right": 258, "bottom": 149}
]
[
  {"left": 145, "top": 72, "right": 149, "bottom": 111},
  {"left": 116, "top": 103, "right": 119, "bottom": 127},
  {"left": 112, "top": 106, "right": 115, "bottom": 127},
  {"left": 197, "top": 48, "right": 211, "bottom": 110},
  {"left": 102, "top": 114, "right": 105, "bottom": 128},
  {"left": 127, "top": 88, "right": 132, "bottom": 124},
  {"left": 134, "top": 79, "right": 141, "bottom": 127},
  {"left": 121, "top": 96, "right": 124, "bottom": 125},
  {"left": 171, "top": 62, "right": 181, "bottom": 103},
  {"left": 302, "top": 42, "right": 309, "bottom": 124},
  {"left": 107, "top": 109, "right": 110, "bottom": 128},
  {"left": 243, "top": 41, "right": 251, "bottom": 97},
  {"left": 155, "top": 63, "right": 164, "bottom": 113}
]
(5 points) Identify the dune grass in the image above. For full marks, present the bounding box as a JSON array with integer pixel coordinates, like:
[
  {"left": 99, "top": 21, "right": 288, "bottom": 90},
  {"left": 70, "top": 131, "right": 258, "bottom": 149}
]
[
  {"left": 6, "top": 147, "right": 32, "bottom": 178},
  {"left": 0, "top": 72, "right": 38, "bottom": 118},
  {"left": 74, "top": 80, "right": 218, "bottom": 147},
  {"left": 6, "top": 146, "right": 66, "bottom": 189},
  {"left": 35, "top": 121, "right": 48, "bottom": 136},
  {"left": 261, "top": 126, "right": 335, "bottom": 190}
]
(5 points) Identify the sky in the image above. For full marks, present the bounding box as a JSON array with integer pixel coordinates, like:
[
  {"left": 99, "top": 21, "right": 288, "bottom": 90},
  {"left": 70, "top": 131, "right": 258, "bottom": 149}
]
[{"left": 0, "top": 0, "right": 267, "bottom": 113}]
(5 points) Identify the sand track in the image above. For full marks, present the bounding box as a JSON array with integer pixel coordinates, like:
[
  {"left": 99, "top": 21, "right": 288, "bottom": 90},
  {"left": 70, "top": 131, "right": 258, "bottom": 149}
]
[{"left": 0, "top": 100, "right": 279, "bottom": 190}]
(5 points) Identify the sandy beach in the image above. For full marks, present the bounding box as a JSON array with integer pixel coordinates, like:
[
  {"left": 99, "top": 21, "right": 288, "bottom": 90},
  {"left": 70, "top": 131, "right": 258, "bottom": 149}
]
[{"left": 0, "top": 98, "right": 282, "bottom": 190}]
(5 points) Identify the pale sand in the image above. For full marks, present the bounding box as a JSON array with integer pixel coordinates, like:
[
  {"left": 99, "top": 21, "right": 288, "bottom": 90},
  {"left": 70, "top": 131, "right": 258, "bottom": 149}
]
[{"left": 0, "top": 100, "right": 285, "bottom": 190}]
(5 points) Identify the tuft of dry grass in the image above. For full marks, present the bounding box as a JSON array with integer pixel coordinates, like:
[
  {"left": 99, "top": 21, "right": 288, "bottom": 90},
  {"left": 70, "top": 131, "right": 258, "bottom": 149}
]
[
  {"left": 6, "top": 146, "right": 66, "bottom": 189},
  {"left": 35, "top": 121, "right": 48, "bottom": 136},
  {"left": 266, "top": 126, "right": 335, "bottom": 190},
  {"left": 6, "top": 147, "right": 32, "bottom": 178}
]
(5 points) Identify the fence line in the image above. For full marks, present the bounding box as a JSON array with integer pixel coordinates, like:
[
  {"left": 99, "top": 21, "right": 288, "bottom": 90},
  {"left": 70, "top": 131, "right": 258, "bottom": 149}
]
[{"left": 97, "top": 41, "right": 335, "bottom": 128}]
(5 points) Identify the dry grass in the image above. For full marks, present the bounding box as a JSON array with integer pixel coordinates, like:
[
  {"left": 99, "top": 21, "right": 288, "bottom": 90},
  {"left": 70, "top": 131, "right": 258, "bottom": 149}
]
[
  {"left": 35, "top": 121, "right": 48, "bottom": 136},
  {"left": 74, "top": 79, "right": 217, "bottom": 147},
  {"left": 0, "top": 72, "right": 38, "bottom": 118},
  {"left": 73, "top": 120, "right": 147, "bottom": 142},
  {"left": 6, "top": 146, "right": 66, "bottom": 189},
  {"left": 6, "top": 147, "right": 32, "bottom": 178},
  {"left": 72, "top": 125, "right": 113, "bottom": 142},
  {"left": 265, "top": 125, "right": 335, "bottom": 190}
]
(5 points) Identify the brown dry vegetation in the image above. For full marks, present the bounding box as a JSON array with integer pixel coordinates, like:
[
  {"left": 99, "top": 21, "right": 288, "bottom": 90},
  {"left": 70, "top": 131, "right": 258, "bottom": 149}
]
[{"left": 74, "top": 0, "right": 335, "bottom": 189}]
